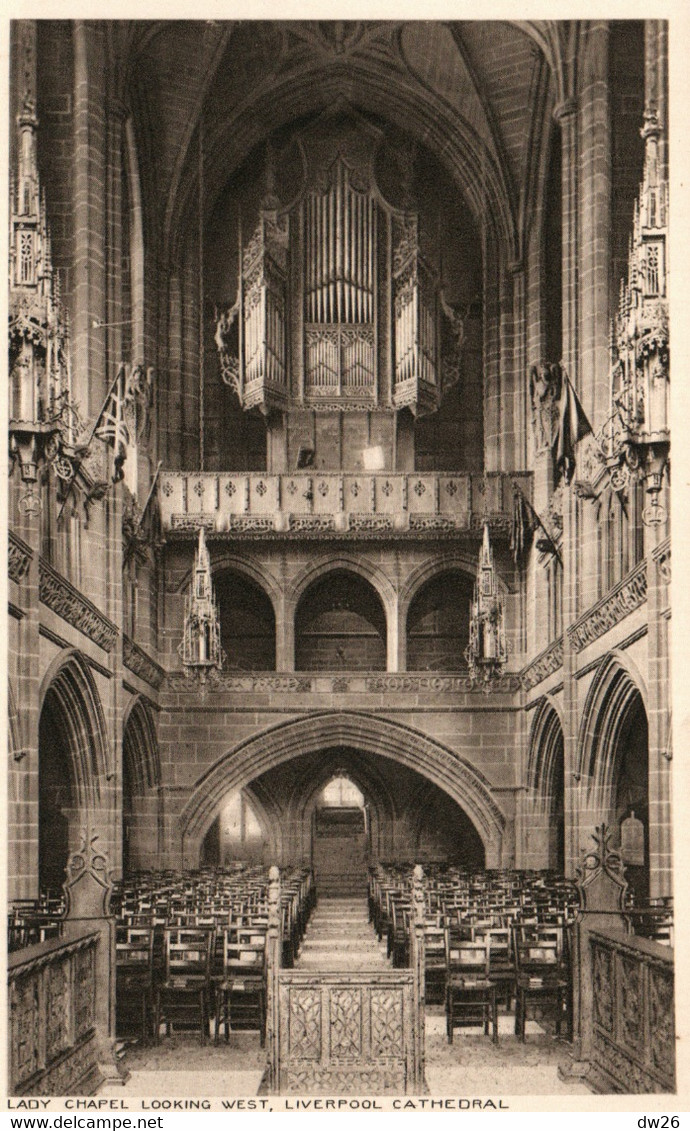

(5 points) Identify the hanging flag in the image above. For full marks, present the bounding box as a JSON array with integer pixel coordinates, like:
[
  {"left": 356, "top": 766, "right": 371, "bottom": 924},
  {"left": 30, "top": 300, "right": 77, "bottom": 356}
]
[
  {"left": 510, "top": 489, "right": 527, "bottom": 563},
  {"left": 94, "top": 364, "right": 130, "bottom": 483},
  {"left": 553, "top": 367, "right": 593, "bottom": 484}
]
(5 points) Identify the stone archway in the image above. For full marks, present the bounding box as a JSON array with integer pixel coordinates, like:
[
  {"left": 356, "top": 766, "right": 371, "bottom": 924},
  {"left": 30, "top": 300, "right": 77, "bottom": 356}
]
[
  {"left": 37, "top": 650, "right": 110, "bottom": 892},
  {"left": 525, "top": 698, "right": 565, "bottom": 871},
  {"left": 179, "top": 711, "right": 506, "bottom": 867},
  {"left": 122, "top": 696, "right": 160, "bottom": 872},
  {"left": 578, "top": 652, "right": 650, "bottom": 898}
]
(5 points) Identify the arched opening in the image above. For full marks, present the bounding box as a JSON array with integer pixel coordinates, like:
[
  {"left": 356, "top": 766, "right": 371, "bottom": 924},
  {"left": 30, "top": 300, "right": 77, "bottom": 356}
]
[
  {"left": 38, "top": 690, "right": 77, "bottom": 895},
  {"left": 200, "top": 788, "right": 270, "bottom": 866},
  {"left": 295, "top": 570, "right": 386, "bottom": 671},
  {"left": 215, "top": 569, "right": 276, "bottom": 671},
  {"left": 614, "top": 692, "right": 649, "bottom": 906},
  {"left": 312, "top": 773, "right": 369, "bottom": 896},
  {"left": 196, "top": 743, "right": 489, "bottom": 893},
  {"left": 122, "top": 699, "right": 160, "bottom": 875},
  {"left": 406, "top": 570, "right": 474, "bottom": 671},
  {"left": 181, "top": 712, "right": 506, "bottom": 868},
  {"left": 528, "top": 703, "right": 566, "bottom": 873},
  {"left": 580, "top": 657, "right": 650, "bottom": 902}
]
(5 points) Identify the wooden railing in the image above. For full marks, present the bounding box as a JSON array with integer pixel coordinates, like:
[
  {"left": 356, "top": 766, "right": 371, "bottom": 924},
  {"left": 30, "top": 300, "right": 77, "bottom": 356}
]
[
  {"left": 8, "top": 931, "right": 101, "bottom": 1095},
  {"left": 588, "top": 929, "right": 674, "bottom": 1094},
  {"left": 566, "top": 826, "right": 675, "bottom": 1096}
]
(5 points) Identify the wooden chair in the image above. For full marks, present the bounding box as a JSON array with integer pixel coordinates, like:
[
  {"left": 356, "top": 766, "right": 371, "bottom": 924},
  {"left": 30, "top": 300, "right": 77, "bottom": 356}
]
[
  {"left": 513, "top": 936, "right": 570, "bottom": 1041},
  {"left": 154, "top": 927, "right": 213, "bottom": 1044},
  {"left": 445, "top": 935, "right": 498, "bottom": 1045},
  {"left": 390, "top": 900, "right": 410, "bottom": 968},
  {"left": 116, "top": 926, "right": 155, "bottom": 1043},
  {"left": 214, "top": 931, "right": 266, "bottom": 1046},
  {"left": 424, "top": 925, "right": 447, "bottom": 1005},
  {"left": 482, "top": 927, "right": 516, "bottom": 1011}
]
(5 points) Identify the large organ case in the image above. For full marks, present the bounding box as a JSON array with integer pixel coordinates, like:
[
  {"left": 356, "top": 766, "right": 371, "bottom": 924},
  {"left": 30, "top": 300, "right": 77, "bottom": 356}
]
[{"left": 215, "top": 111, "right": 463, "bottom": 420}]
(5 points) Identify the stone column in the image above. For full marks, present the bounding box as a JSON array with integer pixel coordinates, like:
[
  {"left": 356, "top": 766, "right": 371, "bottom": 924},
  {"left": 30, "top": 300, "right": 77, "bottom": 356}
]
[{"left": 578, "top": 22, "right": 612, "bottom": 426}]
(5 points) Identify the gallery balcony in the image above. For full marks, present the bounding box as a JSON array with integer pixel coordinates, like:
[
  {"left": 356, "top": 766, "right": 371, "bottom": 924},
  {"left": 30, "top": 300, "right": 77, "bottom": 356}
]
[{"left": 158, "top": 470, "right": 532, "bottom": 542}]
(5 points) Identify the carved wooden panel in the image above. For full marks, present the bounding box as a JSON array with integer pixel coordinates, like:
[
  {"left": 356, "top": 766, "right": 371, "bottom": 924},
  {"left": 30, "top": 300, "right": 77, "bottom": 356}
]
[
  {"left": 648, "top": 966, "right": 675, "bottom": 1076},
  {"left": 592, "top": 945, "right": 614, "bottom": 1033},
  {"left": 329, "top": 988, "right": 361, "bottom": 1058},
  {"left": 589, "top": 931, "right": 675, "bottom": 1093},
  {"left": 287, "top": 987, "right": 322, "bottom": 1061},
  {"left": 8, "top": 933, "right": 101, "bottom": 1096},
  {"left": 618, "top": 953, "right": 643, "bottom": 1052},
  {"left": 73, "top": 945, "right": 96, "bottom": 1040},
  {"left": 277, "top": 972, "right": 417, "bottom": 1094},
  {"left": 11, "top": 975, "right": 41, "bottom": 1087},
  {"left": 45, "top": 957, "right": 70, "bottom": 1061},
  {"left": 371, "top": 989, "right": 404, "bottom": 1059}
]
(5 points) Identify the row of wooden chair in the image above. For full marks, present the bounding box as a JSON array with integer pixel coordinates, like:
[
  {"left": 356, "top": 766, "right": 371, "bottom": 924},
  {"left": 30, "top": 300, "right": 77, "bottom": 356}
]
[
  {"left": 446, "top": 929, "right": 571, "bottom": 1044},
  {"left": 114, "top": 865, "right": 315, "bottom": 1045},
  {"left": 116, "top": 923, "right": 268, "bottom": 1045}
]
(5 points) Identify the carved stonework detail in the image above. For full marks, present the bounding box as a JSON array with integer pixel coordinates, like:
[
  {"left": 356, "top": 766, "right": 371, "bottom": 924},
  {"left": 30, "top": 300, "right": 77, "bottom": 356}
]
[
  {"left": 365, "top": 674, "right": 521, "bottom": 694},
  {"left": 39, "top": 558, "right": 118, "bottom": 652},
  {"left": 521, "top": 637, "right": 564, "bottom": 691},
  {"left": 165, "top": 673, "right": 313, "bottom": 694},
  {"left": 529, "top": 361, "right": 563, "bottom": 451},
  {"left": 652, "top": 536, "right": 671, "bottom": 583},
  {"left": 228, "top": 516, "right": 275, "bottom": 533},
  {"left": 123, "top": 635, "right": 165, "bottom": 691},
  {"left": 408, "top": 514, "right": 457, "bottom": 532},
  {"left": 288, "top": 515, "right": 335, "bottom": 533},
  {"left": 8, "top": 530, "right": 33, "bottom": 582},
  {"left": 349, "top": 514, "right": 395, "bottom": 532},
  {"left": 63, "top": 830, "right": 112, "bottom": 920},
  {"left": 170, "top": 514, "right": 216, "bottom": 532},
  {"left": 568, "top": 561, "right": 647, "bottom": 652}
]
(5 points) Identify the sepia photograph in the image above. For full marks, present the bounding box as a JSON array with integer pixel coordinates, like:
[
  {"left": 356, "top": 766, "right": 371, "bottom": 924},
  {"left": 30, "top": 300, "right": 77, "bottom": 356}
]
[{"left": 4, "top": 12, "right": 682, "bottom": 1111}]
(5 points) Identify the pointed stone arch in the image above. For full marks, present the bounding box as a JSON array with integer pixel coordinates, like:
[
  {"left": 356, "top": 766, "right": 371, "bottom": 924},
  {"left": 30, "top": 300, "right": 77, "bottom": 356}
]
[
  {"left": 578, "top": 651, "right": 648, "bottom": 804},
  {"left": 122, "top": 696, "right": 160, "bottom": 872},
  {"left": 179, "top": 711, "right": 506, "bottom": 867},
  {"left": 39, "top": 649, "right": 110, "bottom": 808},
  {"left": 524, "top": 695, "right": 565, "bottom": 871},
  {"left": 527, "top": 696, "right": 564, "bottom": 808},
  {"left": 123, "top": 696, "right": 160, "bottom": 792}
]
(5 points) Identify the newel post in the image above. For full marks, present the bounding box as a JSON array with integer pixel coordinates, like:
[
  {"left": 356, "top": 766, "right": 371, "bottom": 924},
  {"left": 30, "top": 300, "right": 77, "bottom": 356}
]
[
  {"left": 410, "top": 864, "right": 426, "bottom": 1092},
  {"left": 265, "top": 865, "right": 282, "bottom": 1092},
  {"left": 563, "top": 824, "right": 628, "bottom": 1080},
  {"left": 62, "top": 828, "right": 124, "bottom": 1085}
]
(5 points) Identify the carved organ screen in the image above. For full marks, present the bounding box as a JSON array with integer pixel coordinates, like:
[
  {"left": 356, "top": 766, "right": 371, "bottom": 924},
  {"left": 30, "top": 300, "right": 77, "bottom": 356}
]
[{"left": 214, "top": 110, "right": 467, "bottom": 422}]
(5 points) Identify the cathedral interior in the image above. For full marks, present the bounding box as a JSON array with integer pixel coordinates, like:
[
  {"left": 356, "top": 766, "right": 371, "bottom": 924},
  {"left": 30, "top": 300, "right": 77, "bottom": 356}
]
[{"left": 7, "top": 19, "right": 674, "bottom": 1099}]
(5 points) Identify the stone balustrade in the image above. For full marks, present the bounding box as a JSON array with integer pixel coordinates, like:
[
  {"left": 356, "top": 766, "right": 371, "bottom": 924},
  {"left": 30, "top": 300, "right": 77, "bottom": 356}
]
[{"left": 158, "top": 470, "right": 532, "bottom": 539}]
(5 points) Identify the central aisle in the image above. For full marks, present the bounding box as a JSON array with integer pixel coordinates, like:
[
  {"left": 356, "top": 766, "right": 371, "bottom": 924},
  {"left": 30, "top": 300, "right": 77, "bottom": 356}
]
[{"left": 294, "top": 895, "right": 388, "bottom": 971}]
